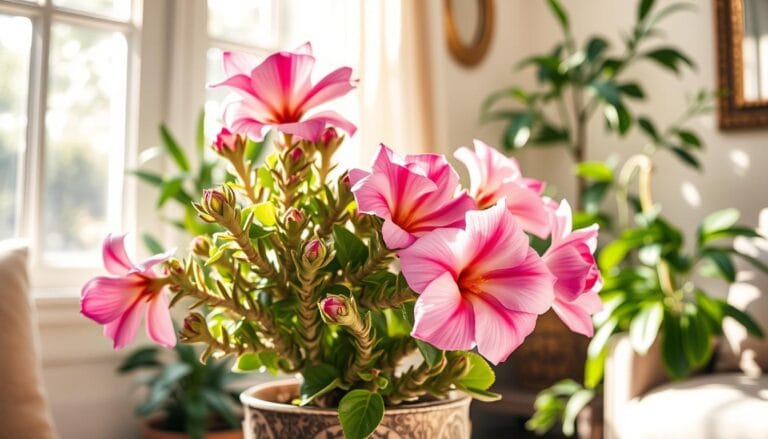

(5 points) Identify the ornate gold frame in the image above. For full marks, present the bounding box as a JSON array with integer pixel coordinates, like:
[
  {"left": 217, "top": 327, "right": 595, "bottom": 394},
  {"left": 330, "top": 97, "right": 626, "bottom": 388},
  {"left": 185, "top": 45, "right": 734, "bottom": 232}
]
[
  {"left": 443, "top": 0, "right": 494, "bottom": 67},
  {"left": 715, "top": 0, "right": 768, "bottom": 128}
]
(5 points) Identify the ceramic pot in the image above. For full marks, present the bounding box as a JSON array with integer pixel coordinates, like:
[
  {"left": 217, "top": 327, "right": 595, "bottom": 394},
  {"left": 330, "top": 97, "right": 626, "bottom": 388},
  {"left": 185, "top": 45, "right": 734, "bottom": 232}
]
[
  {"left": 142, "top": 418, "right": 243, "bottom": 439},
  {"left": 240, "top": 378, "right": 471, "bottom": 439}
]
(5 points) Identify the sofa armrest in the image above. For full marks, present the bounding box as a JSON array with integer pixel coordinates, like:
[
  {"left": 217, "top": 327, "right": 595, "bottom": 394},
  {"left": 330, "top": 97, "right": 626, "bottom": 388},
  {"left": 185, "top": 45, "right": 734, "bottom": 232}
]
[{"left": 604, "top": 334, "right": 667, "bottom": 439}]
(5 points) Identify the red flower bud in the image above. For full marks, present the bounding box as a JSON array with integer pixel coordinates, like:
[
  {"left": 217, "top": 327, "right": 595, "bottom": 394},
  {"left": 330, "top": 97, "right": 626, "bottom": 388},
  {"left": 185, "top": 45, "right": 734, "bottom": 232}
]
[
  {"left": 320, "top": 296, "right": 348, "bottom": 322},
  {"left": 212, "top": 127, "right": 243, "bottom": 154},
  {"left": 303, "top": 239, "right": 323, "bottom": 264},
  {"left": 321, "top": 127, "right": 339, "bottom": 146},
  {"left": 284, "top": 207, "right": 304, "bottom": 225}
]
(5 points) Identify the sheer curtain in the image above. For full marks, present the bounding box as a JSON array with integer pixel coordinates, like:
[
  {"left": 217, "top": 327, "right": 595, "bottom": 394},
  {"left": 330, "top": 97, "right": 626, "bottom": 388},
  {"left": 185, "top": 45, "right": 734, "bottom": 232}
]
[{"left": 358, "top": 0, "right": 436, "bottom": 158}]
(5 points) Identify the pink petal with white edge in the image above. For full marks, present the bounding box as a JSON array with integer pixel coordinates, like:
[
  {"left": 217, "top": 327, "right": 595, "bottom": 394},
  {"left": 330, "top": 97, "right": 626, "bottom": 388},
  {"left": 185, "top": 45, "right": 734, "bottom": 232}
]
[
  {"left": 350, "top": 173, "right": 395, "bottom": 220},
  {"left": 80, "top": 275, "right": 145, "bottom": 324},
  {"left": 103, "top": 233, "right": 133, "bottom": 276},
  {"left": 479, "top": 248, "right": 556, "bottom": 315},
  {"left": 398, "top": 227, "right": 463, "bottom": 293},
  {"left": 273, "top": 119, "right": 327, "bottom": 141},
  {"left": 469, "top": 294, "right": 537, "bottom": 364},
  {"left": 250, "top": 51, "right": 314, "bottom": 108},
  {"left": 104, "top": 298, "right": 147, "bottom": 349},
  {"left": 408, "top": 192, "right": 475, "bottom": 234},
  {"left": 303, "top": 110, "right": 357, "bottom": 137},
  {"left": 222, "top": 51, "right": 261, "bottom": 76},
  {"left": 552, "top": 291, "right": 602, "bottom": 337},
  {"left": 300, "top": 67, "right": 356, "bottom": 111},
  {"left": 347, "top": 169, "right": 370, "bottom": 186},
  {"left": 411, "top": 272, "right": 475, "bottom": 351},
  {"left": 145, "top": 293, "right": 176, "bottom": 348},
  {"left": 133, "top": 249, "right": 174, "bottom": 275},
  {"left": 209, "top": 74, "right": 255, "bottom": 96}
]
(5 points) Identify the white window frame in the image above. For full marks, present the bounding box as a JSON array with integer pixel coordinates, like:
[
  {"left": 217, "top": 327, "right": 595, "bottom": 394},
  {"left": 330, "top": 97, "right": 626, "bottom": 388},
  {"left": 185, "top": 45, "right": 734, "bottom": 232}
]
[{"left": 0, "top": 0, "right": 144, "bottom": 294}]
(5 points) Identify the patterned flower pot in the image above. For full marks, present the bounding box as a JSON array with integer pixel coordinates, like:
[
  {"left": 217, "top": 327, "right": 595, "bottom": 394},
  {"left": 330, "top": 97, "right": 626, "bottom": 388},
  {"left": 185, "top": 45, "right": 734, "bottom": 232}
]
[{"left": 240, "top": 379, "right": 471, "bottom": 438}]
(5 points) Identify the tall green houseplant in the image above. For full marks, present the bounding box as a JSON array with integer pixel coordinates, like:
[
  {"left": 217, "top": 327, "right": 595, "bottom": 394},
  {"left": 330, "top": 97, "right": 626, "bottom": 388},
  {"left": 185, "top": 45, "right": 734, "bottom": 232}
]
[{"left": 483, "top": 0, "right": 766, "bottom": 435}]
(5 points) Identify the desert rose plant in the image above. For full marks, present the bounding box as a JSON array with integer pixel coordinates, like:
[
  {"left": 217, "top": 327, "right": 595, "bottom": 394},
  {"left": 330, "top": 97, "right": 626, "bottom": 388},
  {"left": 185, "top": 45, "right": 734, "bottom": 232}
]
[{"left": 81, "top": 43, "right": 601, "bottom": 439}]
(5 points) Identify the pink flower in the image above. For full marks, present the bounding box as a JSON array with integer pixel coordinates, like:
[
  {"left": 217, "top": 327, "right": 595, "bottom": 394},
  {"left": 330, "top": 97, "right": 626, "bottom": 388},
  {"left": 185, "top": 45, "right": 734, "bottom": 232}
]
[
  {"left": 80, "top": 234, "right": 176, "bottom": 349},
  {"left": 398, "top": 202, "right": 556, "bottom": 364},
  {"left": 320, "top": 296, "right": 348, "bottom": 323},
  {"left": 349, "top": 144, "right": 475, "bottom": 249},
  {"left": 454, "top": 139, "right": 550, "bottom": 238},
  {"left": 212, "top": 127, "right": 242, "bottom": 154},
  {"left": 543, "top": 200, "right": 603, "bottom": 337},
  {"left": 211, "top": 43, "right": 357, "bottom": 142}
]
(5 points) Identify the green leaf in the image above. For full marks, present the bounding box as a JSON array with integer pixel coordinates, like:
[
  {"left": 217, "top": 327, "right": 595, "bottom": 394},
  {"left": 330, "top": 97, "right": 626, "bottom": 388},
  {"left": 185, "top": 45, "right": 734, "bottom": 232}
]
[
  {"left": 669, "top": 146, "right": 700, "bottom": 169},
  {"left": 676, "top": 129, "right": 702, "bottom": 148},
  {"left": 722, "top": 304, "right": 764, "bottom": 338},
  {"left": 581, "top": 181, "right": 611, "bottom": 213},
  {"left": 699, "top": 208, "right": 740, "bottom": 237},
  {"left": 629, "top": 302, "right": 664, "bottom": 355},
  {"left": 141, "top": 233, "right": 165, "bottom": 255},
  {"left": 332, "top": 225, "right": 368, "bottom": 269},
  {"left": 590, "top": 80, "right": 621, "bottom": 106},
  {"left": 588, "top": 317, "right": 618, "bottom": 358},
  {"left": 638, "top": 117, "right": 660, "bottom": 142},
  {"left": 157, "top": 176, "right": 186, "bottom": 208},
  {"left": 584, "top": 345, "right": 607, "bottom": 389},
  {"left": 638, "top": 0, "right": 656, "bottom": 20},
  {"left": 117, "top": 347, "right": 161, "bottom": 373},
  {"left": 700, "top": 226, "right": 760, "bottom": 244},
  {"left": 701, "top": 249, "right": 736, "bottom": 282},
  {"left": 503, "top": 112, "right": 535, "bottom": 149},
  {"left": 644, "top": 47, "right": 695, "bottom": 73},
  {"left": 130, "top": 169, "right": 164, "bottom": 188},
  {"left": 195, "top": 111, "right": 205, "bottom": 159},
  {"left": 338, "top": 390, "right": 385, "bottom": 439},
  {"left": 619, "top": 82, "right": 645, "bottom": 99},
  {"left": 458, "top": 352, "right": 495, "bottom": 391},
  {"left": 159, "top": 124, "right": 191, "bottom": 172},
  {"left": 251, "top": 202, "right": 277, "bottom": 227},
  {"left": 136, "top": 363, "right": 193, "bottom": 416},
  {"left": 415, "top": 339, "right": 443, "bottom": 368},
  {"left": 201, "top": 389, "right": 238, "bottom": 428},
  {"left": 576, "top": 161, "right": 613, "bottom": 182},
  {"left": 661, "top": 313, "right": 689, "bottom": 379},
  {"left": 680, "top": 307, "right": 711, "bottom": 368},
  {"left": 458, "top": 387, "right": 501, "bottom": 402},
  {"left": 585, "top": 37, "right": 609, "bottom": 62},
  {"left": 546, "top": 0, "right": 570, "bottom": 30},
  {"left": 300, "top": 364, "right": 342, "bottom": 406},
  {"left": 562, "top": 389, "right": 595, "bottom": 436}
]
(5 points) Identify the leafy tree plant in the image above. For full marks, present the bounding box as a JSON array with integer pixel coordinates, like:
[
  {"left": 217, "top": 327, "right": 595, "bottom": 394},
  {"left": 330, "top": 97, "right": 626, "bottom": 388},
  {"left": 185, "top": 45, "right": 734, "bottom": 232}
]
[
  {"left": 83, "top": 44, "right": 603, "bottom": 439},
  {"left": 483, "top": 0, "right": 767, "bottom": 435},
  {"left": 118, "top": 342, "right": 243, "bottom": 439}
]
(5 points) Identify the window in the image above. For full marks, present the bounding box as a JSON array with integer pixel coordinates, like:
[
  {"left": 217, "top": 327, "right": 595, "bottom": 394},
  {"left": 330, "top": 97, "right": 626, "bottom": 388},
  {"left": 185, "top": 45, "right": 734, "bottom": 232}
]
[{"left": 0, "top": 0, "right": 138, "bottom": 289}]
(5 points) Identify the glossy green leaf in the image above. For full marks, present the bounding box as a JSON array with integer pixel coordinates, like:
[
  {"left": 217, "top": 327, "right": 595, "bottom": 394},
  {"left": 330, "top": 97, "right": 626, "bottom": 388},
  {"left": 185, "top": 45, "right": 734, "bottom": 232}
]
[
  {"left": 338, "top": 390, "right": 385, "bottom": 439},
  {"left": 619, "top": 82, "right": 645, "bottom": 99},
  {"left": 201, "top": 388, "right": 238, "bottom": 428},
  {"left": 701, "top": 249, "right": 736, "bottom": 282},
  {"left": 546, "top": 0, "right": 570, "bottom": 30},
  {"left": 680, "top": 307, "right": 711, "bottom": 368},
  {"left": 117, "top": 347, "right": 161, "bottom": 373},
  {"left": 722, "top": 304, "right": 765, "bottom": 338},
  {"left": 332, "top": 225, "right": 368, "bottom": 269},
  {"left": 130, "top": 169, "right": 164, "bottom": 188},
  {"left": 576, "top": 161, "right": 613, "bottom": 182},
  {"left": 669, "top": 146, "right": 700, "bottom": 169},
  {"left": 562, "top": 389, "right": 595, "bottom": 436},
  {"left": 251, "top": 202, "right": 277, "bottom": 227},
  {"left": 644, "top": 47, "right": 695, "bottom": 73},
  {"left": 676, "top": 129, "right": 702, "bottom": 148},
  {"left": 699, "top": 208, "right": 740, "bottom": 237},
  {"left": 459, "top": 386, "right": 502, "bottom": 402},
  {"left": 415, "top": 339, "right": 443, "bottom": 368},
  {"left": 637, "top": 117, "right": 660, "bottom": 142},
  {"left": 503, "top": 112, "right": 535, "bottom": 149},
  {"left": 629, "top": 302, "right": 664, "bottom": 355},
  {"left": 661, "top": 313, "right": 689, "bottom": 379},
  {"left": 585, "top": 37, "right": 609, "bottom": 62},
  {"left": 638, "top": 0, "right": 656, "bottom": 20},
  {"left": 458, "top": 352, "right": 495, "bottom": 391},
  {"left": 300, "top": 364, "right": 342, "bottom": 406}
]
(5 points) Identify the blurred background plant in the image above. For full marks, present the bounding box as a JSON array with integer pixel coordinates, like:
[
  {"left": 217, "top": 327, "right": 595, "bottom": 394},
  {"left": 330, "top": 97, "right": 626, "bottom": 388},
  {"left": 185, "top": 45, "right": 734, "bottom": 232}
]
[
  {"left": 482, "top": 0, "right": 767, "bottom": 435},
  {"left": 117, "top": 115, "right": 271, "bottom": 438}
]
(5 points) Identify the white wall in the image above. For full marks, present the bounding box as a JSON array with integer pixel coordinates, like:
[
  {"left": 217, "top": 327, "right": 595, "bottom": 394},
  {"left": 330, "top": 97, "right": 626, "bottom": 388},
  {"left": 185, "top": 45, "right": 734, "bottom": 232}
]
[{"left": 426, "top": 0, "right": 768, "bottom": 274}]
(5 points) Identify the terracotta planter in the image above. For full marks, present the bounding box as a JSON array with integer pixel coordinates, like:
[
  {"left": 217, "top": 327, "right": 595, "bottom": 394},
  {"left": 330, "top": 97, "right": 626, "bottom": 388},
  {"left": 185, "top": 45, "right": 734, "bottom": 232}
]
[
  {"left": 142, "top": 418, "right": 243, "bottom": 439},
  {"left": 240, "top": 379, "right": 471, "bottom": 438}
]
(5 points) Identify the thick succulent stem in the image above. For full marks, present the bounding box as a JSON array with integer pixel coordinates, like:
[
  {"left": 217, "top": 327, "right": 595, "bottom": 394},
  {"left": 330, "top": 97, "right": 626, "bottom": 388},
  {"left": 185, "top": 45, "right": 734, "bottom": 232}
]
[{"left": 387, "top": 354, "right": 448, "bottom": 405}]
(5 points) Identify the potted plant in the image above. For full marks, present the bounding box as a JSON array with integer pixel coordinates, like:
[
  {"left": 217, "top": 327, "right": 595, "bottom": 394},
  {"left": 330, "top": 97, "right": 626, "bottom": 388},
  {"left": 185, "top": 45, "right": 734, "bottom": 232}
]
[
  {"left": 483, "top": 0, "right": 766, "bottom": 435},
  {"left": 80, "top": 43, "right": 601, "bottom": 438},
  {"left": 119, "top": 342, "right": 244, "bottom": 439}
]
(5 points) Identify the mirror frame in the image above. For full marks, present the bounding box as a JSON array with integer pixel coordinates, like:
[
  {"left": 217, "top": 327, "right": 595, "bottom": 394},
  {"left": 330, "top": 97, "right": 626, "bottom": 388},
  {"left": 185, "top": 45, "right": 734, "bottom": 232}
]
[
  {"left": 443, "top": 0, "right": 494, "bottom": 67},
  {"left": 716, "top": 0, "right": 768, "bottom": 129}
]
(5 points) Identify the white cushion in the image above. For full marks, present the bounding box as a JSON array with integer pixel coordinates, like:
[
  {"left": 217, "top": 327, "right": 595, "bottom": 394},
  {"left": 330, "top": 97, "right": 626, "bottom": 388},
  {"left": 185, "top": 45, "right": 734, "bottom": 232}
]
[{"left": 616, "top": 373, "right": 768, "bottom": 439}]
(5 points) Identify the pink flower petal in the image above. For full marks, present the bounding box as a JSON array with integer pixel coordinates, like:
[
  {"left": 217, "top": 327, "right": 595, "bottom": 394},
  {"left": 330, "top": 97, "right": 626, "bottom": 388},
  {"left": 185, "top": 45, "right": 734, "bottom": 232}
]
[
  {"left": 348, "top": 169, "right": 370, "bottom": 186},
  {"left": 552, "top": 291, "right": 602, "bottom": 337},
  {"left": 299, "top": 67, "right": 355, "bottom": 111},
  {"left": 249, "top": 51, "right": 315, "bottom": 111},
  {"left": 145, "top": 292, "right": 176, "bottom": 348},
  {"left": 479, "top": 248, "right": 555, "bottom": 315},
  {"left": 463, "top": 202, "right": 529, "bottom": 272},
  {"left": 469, "top": 294, "right": 537, "bottom": 364},
  {"left": 273, "top": 119, "right": 326, "bottom": 141},
  {"left": 382, "top": 220, "right": 417, "bottom": 250},
  {"left": 411, "top": 272, "right": 475, "bottom": 351},
  {"left": 502, "top": 184, "right": 551, "bottom": 238},
  {"left": 103, "top": 233, "right": 133, "bottom": 275},
  {"left": 80, "top": 275, "right": 145, "bottom": 324},
  {"left": 407, "top": 192, "right": 475, "bottom": 234},
  {"left": 133, "top": 249, "right": 174, "bottom": 275},
  {"left": 293, "top": 41, "right": 313, "bottom": 55},
  {"left": 398, "top": 227, "right": 463, "bottom": 293},
  {"left": 222, "top": 51, "right": 261, "bottom": 76},
  {"left": 544, "top": 244, "right": 593, "bottom": 302},
  {"left": 104, "top": 298, "right": 147, "bottom": 350},
  {"left": 209, "top": 74, "right": 255, "bottom": 96},
  {"left": 303, "top": 110, "right": 357, "bottom": 137}
]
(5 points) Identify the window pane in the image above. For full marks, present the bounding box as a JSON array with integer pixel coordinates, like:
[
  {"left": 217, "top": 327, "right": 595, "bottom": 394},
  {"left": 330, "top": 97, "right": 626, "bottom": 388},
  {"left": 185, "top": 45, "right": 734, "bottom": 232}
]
[
  {"left": 44, "top": 23, "right": 127, "bottom": 263},
  {"left": 0, "top": 15, "right": 32, "bottom": 240},
  {"left": 207, "top": 0, "right": 276, "bottom": 47},
  {"left": 53, "top": 0, "right": 132, "bottom": 20}
]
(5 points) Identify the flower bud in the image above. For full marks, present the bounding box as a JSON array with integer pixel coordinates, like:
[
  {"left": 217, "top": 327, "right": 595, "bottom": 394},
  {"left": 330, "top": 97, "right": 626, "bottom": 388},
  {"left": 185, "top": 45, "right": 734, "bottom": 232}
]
[
  {"left": 212, "top": 127, "right": 244, "bottom": 156},
  {"left": 197, "top": 186, "right": 236, "bottom": 223},
  {"left": 289, "top": 146, "right": 304, "bottom": 163},
  {"left": 191, "top": 236, "right": 211, "bottom": 257},
  {"left": 303, "top": 239, "right": 325, "bottom": 265},
  {"left": 319, "top": 295, "right": 349, "bottom": 323},
  {"left": 164, "top": 257, "right": 185, "bottom": 276},
  {"left": 321, "top": 127, "right": 339, "bottom": 147},
  {"left": 179, "top": 312, "right": 210, "bottom": 343},
  {"left": 284, "top": 207, "right": 304, "bottom": 224},
  {"left": 203, "top": 189, "right": 226, "bottom": 216}
]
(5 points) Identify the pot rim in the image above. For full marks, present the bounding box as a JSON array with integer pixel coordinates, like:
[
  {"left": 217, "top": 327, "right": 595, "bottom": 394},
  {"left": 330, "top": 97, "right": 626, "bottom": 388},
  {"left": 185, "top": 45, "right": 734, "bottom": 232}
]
[{"left": 240, "top": 378, "right": 471, "bottom": 415}]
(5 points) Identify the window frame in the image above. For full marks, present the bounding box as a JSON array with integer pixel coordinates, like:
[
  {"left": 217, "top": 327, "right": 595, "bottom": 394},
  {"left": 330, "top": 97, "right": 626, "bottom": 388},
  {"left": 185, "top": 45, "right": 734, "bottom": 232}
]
[{"left": 0, "top": 0, "right": 143, "bottom": 293}]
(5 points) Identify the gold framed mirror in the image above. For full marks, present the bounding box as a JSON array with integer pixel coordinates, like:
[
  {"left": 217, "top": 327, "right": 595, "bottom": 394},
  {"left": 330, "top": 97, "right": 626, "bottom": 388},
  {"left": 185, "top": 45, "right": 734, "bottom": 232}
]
[
  {"left": 443, "top": 0, "right": 494, "bottom": 67},
  {"left": 716, "top": 0, "right": 768, "bottom": 128}
]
